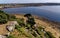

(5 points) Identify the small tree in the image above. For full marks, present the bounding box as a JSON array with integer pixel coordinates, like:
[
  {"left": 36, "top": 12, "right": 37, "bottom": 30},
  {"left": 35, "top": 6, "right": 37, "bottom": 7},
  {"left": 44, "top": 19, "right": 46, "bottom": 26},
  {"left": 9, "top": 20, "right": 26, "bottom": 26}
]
[
  {"left": 16, "top": 18, "right": 25, "bottom": 27},
  {"left": 24, "top": 14, "right": 36, "bottom": 28},
  {"left": 45, "top": 31, "right": 55, "bottom": 38},
  {"left": 26, "top": 17, "right": 36, "bottom": 27}
]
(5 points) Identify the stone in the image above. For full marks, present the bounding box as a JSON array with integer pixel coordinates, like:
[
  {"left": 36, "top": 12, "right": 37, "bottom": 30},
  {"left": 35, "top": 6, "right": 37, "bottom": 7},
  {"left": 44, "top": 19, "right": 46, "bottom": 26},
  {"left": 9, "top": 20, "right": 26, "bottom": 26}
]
[
  {"left": 6, "top": 25, "right": 15, "bottom": 32},
  {"left": 6, "top": 21, "right": 19, "bottom": 32},
  {"left": 0, "top": 35, "right": 7, "bottom": 38}
]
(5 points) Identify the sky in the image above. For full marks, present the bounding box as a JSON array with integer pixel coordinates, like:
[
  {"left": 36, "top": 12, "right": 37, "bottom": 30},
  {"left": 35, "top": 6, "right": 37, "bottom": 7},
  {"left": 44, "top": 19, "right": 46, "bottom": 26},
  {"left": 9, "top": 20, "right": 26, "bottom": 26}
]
[{"left": 0, "top": 0, "right": 60, "bottom": 4}]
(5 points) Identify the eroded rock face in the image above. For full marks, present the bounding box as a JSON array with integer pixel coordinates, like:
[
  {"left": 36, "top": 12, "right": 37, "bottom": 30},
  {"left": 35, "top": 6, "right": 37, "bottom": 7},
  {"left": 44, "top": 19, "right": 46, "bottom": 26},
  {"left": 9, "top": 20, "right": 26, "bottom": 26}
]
[
  {"left": 0, "top": 35, "right": 7, "bottom": 38},
  {"left": 6, "top": 25, "right": 15, "bottom": 32}
]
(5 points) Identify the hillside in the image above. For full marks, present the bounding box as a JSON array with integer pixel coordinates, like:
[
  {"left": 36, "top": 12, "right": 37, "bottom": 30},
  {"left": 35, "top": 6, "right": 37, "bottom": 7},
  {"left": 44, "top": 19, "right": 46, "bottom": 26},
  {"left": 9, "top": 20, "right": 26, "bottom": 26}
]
[{"left": 0, "top": 10, "right": 60, "bottom": 38}]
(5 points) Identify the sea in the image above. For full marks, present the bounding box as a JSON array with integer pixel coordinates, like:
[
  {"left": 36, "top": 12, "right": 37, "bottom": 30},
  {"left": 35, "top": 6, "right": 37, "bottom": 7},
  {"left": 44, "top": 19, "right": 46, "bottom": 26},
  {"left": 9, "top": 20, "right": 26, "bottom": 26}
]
[{"left": 2, "top": 6, "right": 60, "bottom": 22}]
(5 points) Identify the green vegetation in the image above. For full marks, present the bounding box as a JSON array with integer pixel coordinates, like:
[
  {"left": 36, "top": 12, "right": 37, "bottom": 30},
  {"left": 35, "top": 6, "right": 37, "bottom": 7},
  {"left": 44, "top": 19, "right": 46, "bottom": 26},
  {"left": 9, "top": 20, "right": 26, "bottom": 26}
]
[
  {"left": 9, "top": 15, "right": 16, "bottom": 21},
  {"left": 24, "top": 14, "right": 36, "bottom": 28},
  {"left": 7, "top": 34, "right": 15, "bottom": 38},
  {"left": 15, "top": 25, "right": 33, "bottom": 38},
  {"left": 16, "top": 18, "right": 25, "bottom": 27},
  {"left": 0, "top": 10, "right": 16, "bottom": 24},
  {"left": 0, "top": 10, "right": 8, "bottom": 24},
  {"left": 0, "top": 11, "right": 56, "bottom": 38},
  {"left": 45, "top": 31, "right": 55, "bottom": 38}
]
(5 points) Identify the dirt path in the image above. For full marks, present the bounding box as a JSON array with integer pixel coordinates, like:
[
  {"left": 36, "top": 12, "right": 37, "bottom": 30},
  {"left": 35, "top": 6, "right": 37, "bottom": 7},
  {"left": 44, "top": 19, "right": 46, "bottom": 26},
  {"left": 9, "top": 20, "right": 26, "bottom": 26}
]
[{"left": 0, "top": 23, "right": 8, "bottom": 35}]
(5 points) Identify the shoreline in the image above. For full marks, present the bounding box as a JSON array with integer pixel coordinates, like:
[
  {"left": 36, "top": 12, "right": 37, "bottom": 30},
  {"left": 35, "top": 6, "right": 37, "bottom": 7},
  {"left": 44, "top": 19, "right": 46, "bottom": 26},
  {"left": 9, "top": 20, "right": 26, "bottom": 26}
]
[
  {"left": 14, "top": 14, "right": 60, "bottom": 31},
  {"left": 12, "top": 13, "right": 60, "bottom": 22}
]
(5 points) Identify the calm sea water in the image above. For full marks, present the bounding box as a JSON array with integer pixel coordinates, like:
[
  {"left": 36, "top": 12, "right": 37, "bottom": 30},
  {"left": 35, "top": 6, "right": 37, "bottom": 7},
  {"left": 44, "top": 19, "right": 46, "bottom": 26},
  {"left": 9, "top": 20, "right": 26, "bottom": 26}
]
[{"left": 2, "top": 6, "right": 60, "bottom": 22}]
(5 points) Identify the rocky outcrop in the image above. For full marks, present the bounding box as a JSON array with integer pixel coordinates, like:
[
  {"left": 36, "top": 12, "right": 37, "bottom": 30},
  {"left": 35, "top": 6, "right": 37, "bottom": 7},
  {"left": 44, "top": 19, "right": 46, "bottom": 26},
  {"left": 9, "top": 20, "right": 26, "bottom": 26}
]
[
  {"left": 0, "top": 35, "right": 6, "bottom": 38},
  {"left": 6, "top": 21, "right": 18, "bottom": 32}
]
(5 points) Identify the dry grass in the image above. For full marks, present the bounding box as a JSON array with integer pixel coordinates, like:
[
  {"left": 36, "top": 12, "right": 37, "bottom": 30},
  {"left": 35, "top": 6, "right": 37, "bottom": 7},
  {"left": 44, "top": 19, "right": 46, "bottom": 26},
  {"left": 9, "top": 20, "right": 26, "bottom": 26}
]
[{"left": 0, "top": 14, "right": 60, "bottom": 38}]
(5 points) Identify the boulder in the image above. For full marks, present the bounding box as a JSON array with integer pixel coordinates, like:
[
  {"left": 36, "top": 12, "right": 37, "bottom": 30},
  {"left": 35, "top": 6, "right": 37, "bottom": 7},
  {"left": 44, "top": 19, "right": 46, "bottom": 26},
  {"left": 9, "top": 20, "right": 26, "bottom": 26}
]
[
  {"left": 6, "top": 21, "right": 19, "bottom": 32},
  {"left": 6, "top": 25, "right": 15, "bottom": 32},
  {"left": 0, "top": 35, "right": 7, "bottom": 38}
]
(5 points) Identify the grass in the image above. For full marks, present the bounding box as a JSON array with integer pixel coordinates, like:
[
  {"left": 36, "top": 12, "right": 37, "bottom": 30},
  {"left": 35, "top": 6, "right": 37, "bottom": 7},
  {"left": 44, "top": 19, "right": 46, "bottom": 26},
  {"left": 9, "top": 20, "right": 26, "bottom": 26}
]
[
  {"left": 7, "top": 34, "right": 15, "bottom": 38},
  {"left": 45, "top": 31, "right": 55, "bottom": 38}
]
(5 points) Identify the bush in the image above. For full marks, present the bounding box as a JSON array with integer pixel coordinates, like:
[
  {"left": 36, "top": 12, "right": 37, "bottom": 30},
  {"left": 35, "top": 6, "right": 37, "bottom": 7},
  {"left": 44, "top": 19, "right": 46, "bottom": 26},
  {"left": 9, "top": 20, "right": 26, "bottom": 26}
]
[
  {"left": 28, "top": 35, "right": 33, "bottom": 38},
  {"left": 24, "top": 14, "right": 36, "bottom": 28},
  {"left": 45, "top": 31, "right": 55, "bottom": 38},
  {"left": 7, "top": 35, "right": 15, "bottom": 38},
  {"left": 0, "top": 11, "right": 8, "bottom": 24},
  {"left": 24, "top": 14, "right": 32, "bottom": 18},
  {"left": 26, "top": 17, "right": 36, "bottom": 27},
  {"left": 38, "top": 26, "right": 44, "bottom": 31},
  {"left": 32, "top": 32, "right": 37, "bottom": 37},
  {"left": 9, "top": 15, "right": 16, "bottom": 21},
  {"left": 15, "top": 25, "right": 21, "bottom": 33},
  {"left": 0, "top": 10, "right": 5, "bottom": 13},
  {"left": 0, "top": 19, "right": 7, "bottom": 24},
  {"left": 45, "top": 33, "right": 50, "bottom": 38},
  {"left": 16, "top": 18, "right": 25, "bottom": 27}
]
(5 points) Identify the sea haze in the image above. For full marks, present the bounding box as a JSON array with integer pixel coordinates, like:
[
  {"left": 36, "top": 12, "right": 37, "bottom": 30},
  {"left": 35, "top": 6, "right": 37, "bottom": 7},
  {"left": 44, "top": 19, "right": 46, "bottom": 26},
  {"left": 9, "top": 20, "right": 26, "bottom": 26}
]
[{"left": 2, "top": 6, "right": 60, "bottom": 22}]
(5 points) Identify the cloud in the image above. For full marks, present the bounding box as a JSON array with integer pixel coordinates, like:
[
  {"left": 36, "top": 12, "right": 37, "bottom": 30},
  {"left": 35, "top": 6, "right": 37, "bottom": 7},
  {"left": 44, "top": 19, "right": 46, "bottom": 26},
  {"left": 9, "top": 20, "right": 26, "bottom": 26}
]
[{"left": 0, "top": 0, "right": 60, "bottom": 3}]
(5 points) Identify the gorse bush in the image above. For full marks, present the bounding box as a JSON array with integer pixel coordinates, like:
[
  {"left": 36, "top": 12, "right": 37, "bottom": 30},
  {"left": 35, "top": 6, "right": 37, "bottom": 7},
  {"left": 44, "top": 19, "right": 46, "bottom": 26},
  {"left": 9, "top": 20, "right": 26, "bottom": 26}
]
[
  {"left": 8, "top": 15, "right": 16, "bottom": 21},
  {"left": 0, "top": 10, "right": 8, "bottom": 24},
  {"left": 27, "top": 17, "right": 36, "bottom": 26},
  {"left": 45, "top": 31, "right": 55, "bottom": 38},
  {"left": 24, "top": 14, "right": 32, "bottom": 18},
  {"left": 16, "top": 18, "right": 25, "bottom": 27},
  {"left": 0, "top": 10, "right": 17, "bottom": 24},
  {"left": 7, "top": 35, "right": 15, "bottom": 38},
  {"left": 24, "top": 14, "right": 36, "bottom": 28}
]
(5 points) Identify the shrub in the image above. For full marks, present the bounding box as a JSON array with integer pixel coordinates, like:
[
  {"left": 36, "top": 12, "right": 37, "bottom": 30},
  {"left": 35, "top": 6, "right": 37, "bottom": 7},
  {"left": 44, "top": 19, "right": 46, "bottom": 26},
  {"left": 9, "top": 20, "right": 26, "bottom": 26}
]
[
  {"left": 26, "top": 17, "right": 36, "bottom": 27},
  {"left": 7, "top": 35, "right": 15, "bottom": 38},
  {"left": 32, "top": 32, "right": 37, "bottom": 37},
  {"left": 16, "top": 18, "right": 25, "bottom": 27},
  {"left": 45, "top": 31, "right": 55, "bottom": 38},
  {"left": 38, "top": 26, "right": 44, "bottom": 31},
  {"left": 0, "top": 10, "right": 5, "bottom": 13},
  {"left": 45, "top": 33, "right": 50, "bottom": 38},
  {"left": 0, "top": 11, "right": 8, "bottom": 24},
  {"left": 24, "top": 14, "right": 36, "bottom": 28},
  {"left": 15, "top": 25, "right": 21, "bottom": 33},
  {"left": 28, "top": 35, "right": 33, "bottom": 38},
  {"left": 24, "top": 14, "right": 32, "bottom": 18},
  {"left": 0, "top": 19, "right": 7, "bottom": 24},
  {"left": 9, "top": 15, "right": 16, "bottom": 21}
]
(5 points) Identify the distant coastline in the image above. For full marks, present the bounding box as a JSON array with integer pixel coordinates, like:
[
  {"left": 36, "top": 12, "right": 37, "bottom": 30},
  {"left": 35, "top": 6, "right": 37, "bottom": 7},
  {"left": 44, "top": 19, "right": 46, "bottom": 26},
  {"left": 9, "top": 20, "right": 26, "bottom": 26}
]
[{"left": 0, "top": 3, "right": 60, "bottom": 9}]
